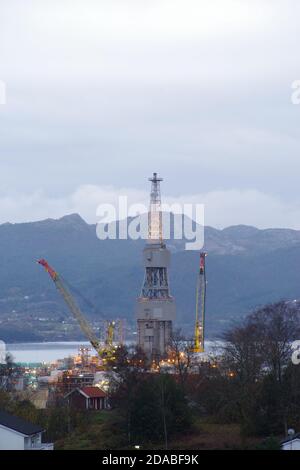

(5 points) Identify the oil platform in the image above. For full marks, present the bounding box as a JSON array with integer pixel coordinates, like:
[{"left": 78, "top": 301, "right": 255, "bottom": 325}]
[{"left": 136, "top": 173, "right": 176, "bottom": 359}]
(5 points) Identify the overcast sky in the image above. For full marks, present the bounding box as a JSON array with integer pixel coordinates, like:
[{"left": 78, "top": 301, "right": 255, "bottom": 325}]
[{"left": 0, "top": 0, "right": 300, "bottom": 228}]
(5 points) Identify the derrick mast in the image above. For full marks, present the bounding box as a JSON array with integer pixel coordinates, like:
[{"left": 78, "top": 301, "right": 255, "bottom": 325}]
[{"left": 136, "top": 173, "right": 176, "bottom": 359}]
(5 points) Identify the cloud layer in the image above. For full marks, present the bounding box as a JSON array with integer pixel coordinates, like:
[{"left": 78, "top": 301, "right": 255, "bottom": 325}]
[
  {"left": 0, "top": 1, "right": 300, "bottom": 228},
  {"left": 1, "top": 184, "right": 300, "bottom": 231}
]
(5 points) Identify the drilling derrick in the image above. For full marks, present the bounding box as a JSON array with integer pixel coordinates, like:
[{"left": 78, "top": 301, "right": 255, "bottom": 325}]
[
  {"left": 136, "top": 173, "right": 176, "bottom": 359},
  {"left": 193, "top": 252, "right": 207, "bottom": 353}
]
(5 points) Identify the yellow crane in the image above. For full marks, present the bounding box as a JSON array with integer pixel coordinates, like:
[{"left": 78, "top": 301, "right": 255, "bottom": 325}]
[
  {"left": 105, "top": 320, "right": 115, "bottom": 348},
  {"left": 38, "top": 259, "right": 116, "bottom": 359},
  {"left": 192, "top": 252, "right": 207, "bottom": 353}
]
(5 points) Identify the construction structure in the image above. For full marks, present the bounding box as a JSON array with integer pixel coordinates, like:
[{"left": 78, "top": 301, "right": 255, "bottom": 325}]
[
  {"left": 104, "top": 319, "right": 124, "bottom": 348},
  {"left": 136, "top": 173, "right": 176, "bottom": 359},
  {"left": 38, "top": 259, "right": 120, "bottom": 361},
  {"left": 192, "top": 252, "right": 207, "bottom": 353}
]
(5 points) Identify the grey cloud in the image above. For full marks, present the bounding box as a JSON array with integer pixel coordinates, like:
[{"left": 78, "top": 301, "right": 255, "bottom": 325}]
[{"left": 0, "top": 0, "right": 299, "bottom": 227}]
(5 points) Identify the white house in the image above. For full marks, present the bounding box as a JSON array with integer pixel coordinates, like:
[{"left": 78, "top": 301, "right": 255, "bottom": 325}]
[
  {"left": 0, "top": 410, "right": 53, "bottom": 450},
  {"left": 281, "top": 435, "right": 300, "bottom": 450}
]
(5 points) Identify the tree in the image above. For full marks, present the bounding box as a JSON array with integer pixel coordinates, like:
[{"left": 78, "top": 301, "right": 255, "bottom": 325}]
[
  {"left": 168, "top": 329, "right": 195, "bottom": 392},
  {"left": 0, "top": 352, "right": 22, "bottom": 392},
  {"left": 249, "top": 301, "right": 300, "bottom": 383},
  {"left": 108, "top": 344, "right": 193, "bottom": 447},
  {"left": 107, "top": 344, "right": 150, "bottom": 445},
  {"left": 222, "top": 321, "right": 264, "bottom": 385},
  {"left": 219, "top": 301, "right": 300, "bottom": 436}
]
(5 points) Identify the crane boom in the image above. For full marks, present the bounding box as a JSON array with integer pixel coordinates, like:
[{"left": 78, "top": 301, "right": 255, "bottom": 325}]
[
  {"left": 193, "top": 252, "right": 207, "bottom": 353},
  {"left": 38, "top": 259, "right": 101, "bottom": 354}
]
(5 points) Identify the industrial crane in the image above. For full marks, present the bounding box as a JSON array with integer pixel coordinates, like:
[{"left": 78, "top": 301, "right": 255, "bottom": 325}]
[
  {"left": 105, "top": 320, "right": 115, "bottom": 348},
  {"left": 192, "top": 252, "right": 207, "bottom": 353},
  {"left": 38, "top": 259, "right": 104, "bottom": 356}
]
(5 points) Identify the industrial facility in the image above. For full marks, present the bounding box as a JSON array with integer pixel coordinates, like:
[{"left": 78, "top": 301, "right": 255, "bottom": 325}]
[
  {"left": 0, "top": 171, "right": 211, "bottom": 452},
  {"left": 136, "top": 173, "right": 176, "bottom": 359},
  {"left": 37, "top": 172, "right": 207, "bottom": 365}
]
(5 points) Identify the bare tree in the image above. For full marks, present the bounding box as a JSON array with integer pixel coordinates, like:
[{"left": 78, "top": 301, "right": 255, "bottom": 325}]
[
  {"left": 221, "top": 301, "right": 300, "bottom": 435},
  {"left": 168, "top": 329, "right": 195, "bottom": 391},
  {"left": 221, "top": 321, "right": 264, "bottom": 384},
  {"left": 221, "top": 301, "right": 300, "bottom": 384},
  {"left": 249, "top": 301, "right": 300, "bottom": 383},
  {"left": 0, "top": 352, "right": 19, "bottom": 392}
]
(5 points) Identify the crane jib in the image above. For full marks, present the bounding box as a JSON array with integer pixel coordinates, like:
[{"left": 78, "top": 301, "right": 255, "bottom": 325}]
[{"left": 38, "top": 258, "right": 102, "bottom": 357}]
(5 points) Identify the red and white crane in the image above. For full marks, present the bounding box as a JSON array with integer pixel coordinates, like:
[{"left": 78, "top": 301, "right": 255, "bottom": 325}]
[{"left": 38, "top": 259, "right": 102, "bottom": 355}]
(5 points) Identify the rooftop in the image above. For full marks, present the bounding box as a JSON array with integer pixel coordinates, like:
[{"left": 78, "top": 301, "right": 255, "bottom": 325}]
[
  {"left": 281, "top": 433, "right": 300, "bottom": 444},
  {"left": 81, "top": 386, "right": 107, "bottom": 398},
  {"left": 0, "top": 410, "right": 44, "bottom": 436}
]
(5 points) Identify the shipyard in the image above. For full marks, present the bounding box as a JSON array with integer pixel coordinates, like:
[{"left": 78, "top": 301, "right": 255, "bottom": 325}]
[
  {"left": 1, "top": 0, "right": 300, "bottom": 457},
  {"left": 0, "top": 173, "right": 210, "bottom": 401},
  {"left": 1, "top": 172, "right": 300, "bottom": 452}
]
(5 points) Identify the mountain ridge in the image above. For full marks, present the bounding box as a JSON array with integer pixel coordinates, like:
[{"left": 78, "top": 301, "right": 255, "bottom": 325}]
[{"left": 1, "top": 213, "right": 300, "bottom": 342}]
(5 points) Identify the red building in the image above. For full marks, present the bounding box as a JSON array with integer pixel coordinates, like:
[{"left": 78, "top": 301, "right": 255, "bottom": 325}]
[{"left": 65, "top": 387, "right": 108, "bottom": 411}]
